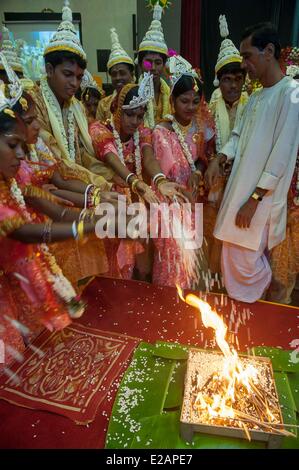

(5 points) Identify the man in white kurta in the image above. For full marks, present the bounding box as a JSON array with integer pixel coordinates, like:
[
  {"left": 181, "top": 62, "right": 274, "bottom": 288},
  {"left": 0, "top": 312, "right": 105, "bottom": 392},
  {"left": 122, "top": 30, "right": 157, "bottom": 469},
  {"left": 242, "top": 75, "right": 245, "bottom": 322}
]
[{"left": 206, "top": 24, "right": 299, "bottom": 303}]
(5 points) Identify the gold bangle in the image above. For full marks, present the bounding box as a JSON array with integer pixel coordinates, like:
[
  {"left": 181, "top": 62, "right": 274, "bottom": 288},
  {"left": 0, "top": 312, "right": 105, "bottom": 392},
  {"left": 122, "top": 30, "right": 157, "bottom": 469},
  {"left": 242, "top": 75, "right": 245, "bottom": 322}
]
[
  {"left": 42, "top": 220, "right": 53, "bottom": 244},
  {"left": 79, "top": 208, "right": 95, "bottom": 223},
  {"left": 92, "top": 188, "right": 101, "bottom": 207},
  {"left": 131, "top": 178, "right": 140, "bottom": 194},
  {"left": 77, "top": 220, "right": 85, "bottom": 241},
  {"left": 154, "top": 175, "right": 166, "bottom": 184},
  {"left": 156, "top": 178, "right": 168, "bottom": 188}
]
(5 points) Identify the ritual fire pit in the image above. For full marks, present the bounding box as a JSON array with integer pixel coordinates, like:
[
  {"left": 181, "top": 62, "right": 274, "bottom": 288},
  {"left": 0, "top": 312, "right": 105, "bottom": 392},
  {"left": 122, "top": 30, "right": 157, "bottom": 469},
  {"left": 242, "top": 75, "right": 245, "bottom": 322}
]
[
  {"left": 176, "top": 287, "right": 295, "bottom": 448},
  {"left": 180, "top": 349, "right": 289, "bottom": 448}
]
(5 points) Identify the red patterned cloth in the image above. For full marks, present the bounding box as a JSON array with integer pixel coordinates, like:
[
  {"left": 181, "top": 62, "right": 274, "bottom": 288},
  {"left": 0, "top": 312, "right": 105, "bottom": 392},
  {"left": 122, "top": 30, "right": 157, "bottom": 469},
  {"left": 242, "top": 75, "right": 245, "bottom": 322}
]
[
  {"left": 0, "top": 278, "right": 298, "bottom": 449},
  {"left": 0, "top": 324, "right": 139, "bottom": 424}
]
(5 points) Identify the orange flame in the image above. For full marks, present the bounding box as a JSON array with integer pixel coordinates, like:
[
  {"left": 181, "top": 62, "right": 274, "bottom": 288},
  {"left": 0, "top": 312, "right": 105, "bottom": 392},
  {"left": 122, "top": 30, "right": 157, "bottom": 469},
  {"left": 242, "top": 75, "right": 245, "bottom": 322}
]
[
  {"left": 177, "top": 285, "right": 231, "bottom": 358},
  {"left": 177, "top": 285, "right": 261, "bottom": 425}
]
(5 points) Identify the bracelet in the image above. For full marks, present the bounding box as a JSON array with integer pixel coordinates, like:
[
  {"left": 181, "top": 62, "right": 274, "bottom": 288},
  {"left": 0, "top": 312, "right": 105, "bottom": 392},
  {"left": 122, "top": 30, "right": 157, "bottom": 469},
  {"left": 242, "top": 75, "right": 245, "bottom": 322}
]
[
  {"left": 152, "top": 172, "right": 166, "bottom": 185},
  {"left": 154, "top": 177, "right": 167, "bottom": 188},
  {"left": 79, "top": 208, "right": 95, "bottom": 223},
  {"left": 42, "top": 220, "right": 53, "bottom": 244},
  {"left": 92, "top": 188, "right": 101, "bottom": 207},
  {"left": 72, "top": 221, "right": 78, "bottom": 239},
  {"left": 125, "top": 173, "right": 135, "bottom": 185},
  {"left": 77, "top": 220, "right": 85, "bottom": 241},
  {"left": 79, "top": 209, "right": 87, "bottom": 222},
  {"left": 84, "top": 184, "right": 95, "bottom": 209},
  {"left": 131, "top": 178, "right": 140, "bottom": 194},
  {"left": 156, "top": 177, "right": 168, "bottom": 189}
]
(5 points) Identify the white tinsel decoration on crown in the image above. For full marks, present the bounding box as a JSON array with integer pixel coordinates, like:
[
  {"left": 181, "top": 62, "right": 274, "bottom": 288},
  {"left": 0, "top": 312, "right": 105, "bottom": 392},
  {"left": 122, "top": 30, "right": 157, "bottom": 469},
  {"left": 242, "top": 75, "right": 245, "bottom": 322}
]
[
  {"left": 110, "top": 28, "right": 120, "bottom": 50},
  {"left": 62, "top": 0, "right": 73, "bottom": 23},
  {"left": 153, "top": 4, "right": 163, "bottom": 21},
  {"left": 219, "top": 14, "right": 229, "bottom": 39}
]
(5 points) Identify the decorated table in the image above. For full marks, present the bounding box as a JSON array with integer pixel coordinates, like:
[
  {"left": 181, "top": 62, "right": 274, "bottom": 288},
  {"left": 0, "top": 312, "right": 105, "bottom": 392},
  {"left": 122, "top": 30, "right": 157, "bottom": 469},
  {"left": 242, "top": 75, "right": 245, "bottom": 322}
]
[{"left": 0, "top": 277, "right": 298, "bottom": 449}]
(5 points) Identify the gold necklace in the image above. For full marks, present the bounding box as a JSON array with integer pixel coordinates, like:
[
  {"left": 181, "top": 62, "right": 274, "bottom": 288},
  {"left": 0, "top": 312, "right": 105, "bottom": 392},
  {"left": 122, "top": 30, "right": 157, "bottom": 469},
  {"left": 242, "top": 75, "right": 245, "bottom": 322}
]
[{"left": 175, "top": 119, "right": 193, "bottom": 137}]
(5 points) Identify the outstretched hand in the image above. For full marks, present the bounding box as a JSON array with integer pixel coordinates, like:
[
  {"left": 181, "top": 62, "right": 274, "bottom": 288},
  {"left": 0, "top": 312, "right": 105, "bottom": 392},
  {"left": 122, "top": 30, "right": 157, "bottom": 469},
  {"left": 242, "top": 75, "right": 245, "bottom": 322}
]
[
  {"left": 136, "top": 181, "right": 160, "bottom": 204},
  {"left": 158, "top": 181, "right": 188, "bottom": 203}
]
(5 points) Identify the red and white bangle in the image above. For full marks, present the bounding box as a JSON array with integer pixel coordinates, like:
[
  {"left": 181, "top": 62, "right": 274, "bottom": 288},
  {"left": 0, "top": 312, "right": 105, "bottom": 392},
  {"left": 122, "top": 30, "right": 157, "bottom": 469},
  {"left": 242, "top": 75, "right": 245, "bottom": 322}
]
[{"left": 84, "top": 184, "right": 94, "bottom": 209}]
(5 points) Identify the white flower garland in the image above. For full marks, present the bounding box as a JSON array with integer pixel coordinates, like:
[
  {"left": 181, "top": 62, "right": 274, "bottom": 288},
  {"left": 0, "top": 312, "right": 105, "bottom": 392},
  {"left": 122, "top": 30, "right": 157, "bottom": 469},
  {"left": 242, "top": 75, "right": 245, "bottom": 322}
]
[
  {"left": 213, "top": 92, "right": 248, "bottom": 153},
  {"left": 214, "top": 110, "right": 223, "bottom": 154},
  {"left": 110, "top": 118, "right": 143, "bottom": 179},
  {"left": 41, "top": 76, "right": 76, "bottom": 161},
  {"left": 144, "top": 98, "right": 156, "bottom": 130},
  {"left": 10, "top": 178, "right": 31, "bottom": 221},
  {"left": 9, "top": 178, "right": 77, "bottom": 304},
  {"left": 67, "top": 106, "right": 76, "bottom": 161},
  {"left": 28, "top": 144, "right": 39, "bottom": 163},
  {"left": 165, "top": 115, "right": 196, "bottom": 171}
]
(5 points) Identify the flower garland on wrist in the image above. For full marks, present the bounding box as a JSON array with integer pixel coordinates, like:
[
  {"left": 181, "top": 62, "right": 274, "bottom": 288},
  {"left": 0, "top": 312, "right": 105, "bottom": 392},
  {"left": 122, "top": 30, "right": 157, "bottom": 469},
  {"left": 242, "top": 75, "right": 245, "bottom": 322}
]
[
  {"left": 9, "top": 178, "right": 85, "bottom": 318},
  {"left": 40, "top": 76, "right": 76, "bottom": 161}
]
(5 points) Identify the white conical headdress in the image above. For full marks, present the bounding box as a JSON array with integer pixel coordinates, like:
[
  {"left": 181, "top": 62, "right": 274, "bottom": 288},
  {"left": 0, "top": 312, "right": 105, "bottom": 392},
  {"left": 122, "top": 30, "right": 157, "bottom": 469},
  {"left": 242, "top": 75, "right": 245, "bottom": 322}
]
[
  {"left": 0, "top": 52, "right": 23, "bottom": 113},
  {"left": 80, "top": 70, "right": 102, "bottom": 94},
  {"left": 214, "top": 14, "right": 242, "bottom": 87},
  {"left": 44, "top": 0, "right": 86, "bottom": 60},
  {"left": 0, "top": 25, "right": 24, "bottom": 74},
  {"left": 168, "top": 55, "right": 199, "bottom": 91},
  {"left": 138, "top": 3, "right": 168, "bottom": 56},
  {"left": 122, "top": 72, "right": 154, "bottom": 109},
  {"left": 107, "top": 28, "right": 134, "bottom": 71}
]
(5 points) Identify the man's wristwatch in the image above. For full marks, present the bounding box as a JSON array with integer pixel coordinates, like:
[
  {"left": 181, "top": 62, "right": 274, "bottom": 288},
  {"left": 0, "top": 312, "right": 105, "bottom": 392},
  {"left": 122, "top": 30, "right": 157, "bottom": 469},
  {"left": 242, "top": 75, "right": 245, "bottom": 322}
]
[{"left": 251, "top": 191, "right": 263, "bottom": 202}]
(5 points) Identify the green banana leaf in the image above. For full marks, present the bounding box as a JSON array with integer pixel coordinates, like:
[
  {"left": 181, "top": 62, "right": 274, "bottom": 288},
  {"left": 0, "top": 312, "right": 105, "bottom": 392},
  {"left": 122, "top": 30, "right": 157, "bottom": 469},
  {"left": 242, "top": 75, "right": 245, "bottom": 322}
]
[
  {"left": 105, "top": 342, "right": 175, "bottom": 449},
  {"left": 153, "top": 340, "right": 189, "bottom": 360},
  {"left": 106, "top": 341, "right": 299, "bottom": 449},
  {"left": 274, "top": 372, "right": 297, "bottom": 436},
  {"left": 164, "top": 361, "right": 186, "bottom": 409},
  {"left": 130, "top": 411, "right": 265, "bottom": 449},
  {"left": 287, "top": 372, "right": 299, "bottom": 413},
  {"left": 282, "top": 414, "right": 299, "bottom": 449},
  {"left": 252, "top": 346, "right": 299, "bottom": 373}
]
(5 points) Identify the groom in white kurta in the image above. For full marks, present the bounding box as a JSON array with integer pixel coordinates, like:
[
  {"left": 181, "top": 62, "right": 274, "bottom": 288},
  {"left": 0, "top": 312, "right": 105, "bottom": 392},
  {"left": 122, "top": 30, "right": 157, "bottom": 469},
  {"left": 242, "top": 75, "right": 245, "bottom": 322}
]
[{"left": 206, "top": 23, "right": 299, "bottom": 303}]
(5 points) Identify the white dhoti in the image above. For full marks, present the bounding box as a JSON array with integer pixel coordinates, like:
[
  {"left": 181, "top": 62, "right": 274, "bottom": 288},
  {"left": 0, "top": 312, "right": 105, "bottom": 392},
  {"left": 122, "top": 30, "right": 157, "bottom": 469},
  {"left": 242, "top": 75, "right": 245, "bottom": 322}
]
[{"left": 221, "top": 224, "right": 272, "bottom": 303}]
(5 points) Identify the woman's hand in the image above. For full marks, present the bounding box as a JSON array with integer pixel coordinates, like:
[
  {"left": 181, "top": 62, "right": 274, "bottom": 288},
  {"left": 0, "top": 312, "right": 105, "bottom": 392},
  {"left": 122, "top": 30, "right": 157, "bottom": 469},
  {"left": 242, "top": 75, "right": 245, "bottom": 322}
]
[
  {"left": 136, "top": 181, "right": 160, "bottom": 204},
  {"left": 42, "top": 184, "right": 74, "bottom": 206},
  {"left": 42, "top": 183, "right": 58, "bottom": 192},
  {"left": 188, "top": 171, "right": 204, "bottom": 200},
  {"left": 158, "top": 181, "right": 189, "bottom": 203},
  {"left": 100, "top": 191, "right": 120, "bottom": 203},
  {"left": 205, "top": 154, "right": 227, "bottom": 188}
]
